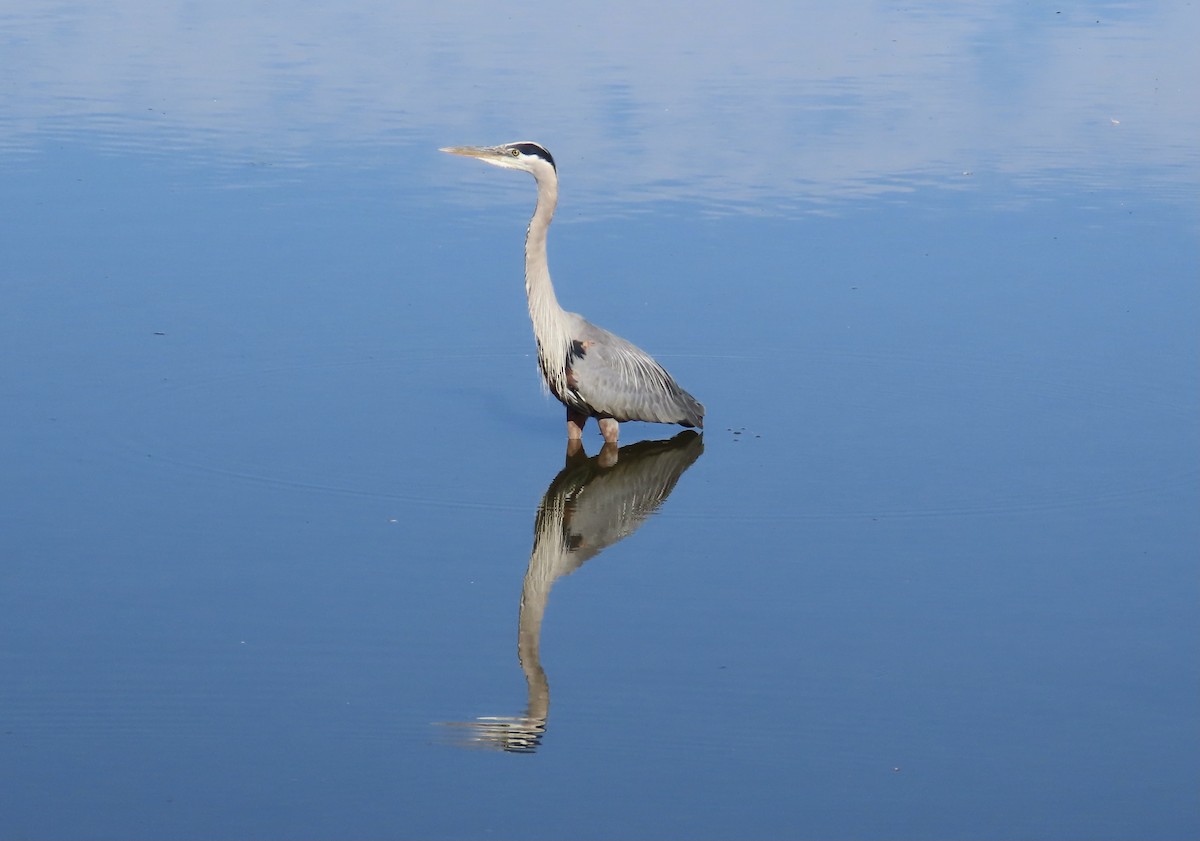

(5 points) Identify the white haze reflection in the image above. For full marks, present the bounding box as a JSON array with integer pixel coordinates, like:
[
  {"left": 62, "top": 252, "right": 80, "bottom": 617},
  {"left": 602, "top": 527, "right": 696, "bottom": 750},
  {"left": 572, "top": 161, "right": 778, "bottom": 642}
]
[{"left": 2, "top": 0, "right": 1197, "bottom": 212}]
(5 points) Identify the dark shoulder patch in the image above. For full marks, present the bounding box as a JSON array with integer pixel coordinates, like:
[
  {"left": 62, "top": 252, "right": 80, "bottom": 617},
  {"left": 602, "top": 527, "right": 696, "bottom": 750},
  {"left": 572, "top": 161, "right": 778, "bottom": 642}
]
[{"left": 513, "top": 142, "right": 556, "bottom": 169}]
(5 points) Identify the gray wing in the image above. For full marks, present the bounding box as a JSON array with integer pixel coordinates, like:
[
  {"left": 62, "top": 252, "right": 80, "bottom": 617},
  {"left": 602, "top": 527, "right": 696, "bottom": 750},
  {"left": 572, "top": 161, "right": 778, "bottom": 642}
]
[{"left": 564, "top": 313, "right": 705, "bottom": 427}]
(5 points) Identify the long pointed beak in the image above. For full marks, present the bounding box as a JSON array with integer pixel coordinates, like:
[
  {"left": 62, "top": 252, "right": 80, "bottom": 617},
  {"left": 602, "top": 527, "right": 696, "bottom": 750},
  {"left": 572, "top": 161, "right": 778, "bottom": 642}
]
[{"left": 439, "top": 145, "right": 496, "bottom": 159}]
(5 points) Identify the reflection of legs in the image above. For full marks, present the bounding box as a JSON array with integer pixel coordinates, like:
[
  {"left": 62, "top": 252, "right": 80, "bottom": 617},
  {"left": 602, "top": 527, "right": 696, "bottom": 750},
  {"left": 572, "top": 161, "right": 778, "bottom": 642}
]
[
  {"left": 597, "top": 417, "right": 619, "bottom": 443},
  {"left": 566, "top": 409, "right": 588, "bottom": 440},
  {"left": 597, "top": 442, "right": 619, "bottom": 468}
]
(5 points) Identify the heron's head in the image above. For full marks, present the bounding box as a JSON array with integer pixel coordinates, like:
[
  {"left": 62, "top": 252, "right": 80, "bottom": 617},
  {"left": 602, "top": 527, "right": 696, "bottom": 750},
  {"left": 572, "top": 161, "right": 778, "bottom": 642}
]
[{"left": 439, "top": 142, "right": 557, "bottom": 178}]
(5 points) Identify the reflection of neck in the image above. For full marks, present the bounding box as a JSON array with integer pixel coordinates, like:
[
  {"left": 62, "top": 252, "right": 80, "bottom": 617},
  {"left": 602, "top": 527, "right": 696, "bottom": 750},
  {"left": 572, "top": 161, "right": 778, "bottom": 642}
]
[{"left": 517, "top": 575, "right": 550, "bottom": 726}]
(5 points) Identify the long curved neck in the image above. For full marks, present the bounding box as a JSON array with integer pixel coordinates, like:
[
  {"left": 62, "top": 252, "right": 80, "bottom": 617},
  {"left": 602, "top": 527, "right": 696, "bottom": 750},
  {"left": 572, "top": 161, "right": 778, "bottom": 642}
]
[{"left": 525, "top": 171, "right": 571, "bottom": 396}]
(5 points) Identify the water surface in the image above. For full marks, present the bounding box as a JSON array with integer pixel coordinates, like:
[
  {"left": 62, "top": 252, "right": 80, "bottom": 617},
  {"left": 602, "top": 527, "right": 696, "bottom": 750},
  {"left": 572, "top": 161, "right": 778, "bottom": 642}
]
[{"left": 1, "top": 2, "right": 1197, "bottom": 839}]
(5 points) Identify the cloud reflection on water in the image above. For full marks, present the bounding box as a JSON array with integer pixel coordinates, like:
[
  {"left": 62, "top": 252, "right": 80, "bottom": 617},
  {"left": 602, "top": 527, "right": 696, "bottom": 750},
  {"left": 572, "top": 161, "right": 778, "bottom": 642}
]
[{"left": 2, "top": 0, "right": 1197, "bottom": 212}]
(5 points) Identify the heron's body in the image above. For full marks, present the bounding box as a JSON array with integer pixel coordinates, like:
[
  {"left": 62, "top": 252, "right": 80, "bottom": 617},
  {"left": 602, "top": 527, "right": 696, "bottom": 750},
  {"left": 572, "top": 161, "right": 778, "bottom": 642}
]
[{"left": 441, "top": 141, "right": 704, "bottom": 442}]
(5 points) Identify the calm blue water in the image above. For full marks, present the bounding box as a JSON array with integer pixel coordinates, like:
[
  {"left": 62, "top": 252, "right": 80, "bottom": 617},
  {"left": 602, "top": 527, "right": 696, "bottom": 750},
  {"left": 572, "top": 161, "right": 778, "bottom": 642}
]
[{"left": 2, "top": 2, "right": 1197, "bottom": 839}]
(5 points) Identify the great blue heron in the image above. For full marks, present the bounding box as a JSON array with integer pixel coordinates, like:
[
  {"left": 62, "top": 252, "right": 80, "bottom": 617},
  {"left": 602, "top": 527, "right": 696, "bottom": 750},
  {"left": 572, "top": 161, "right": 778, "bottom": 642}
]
[{"left": 440, "top": 141, "right": 705, "bottom": 443}]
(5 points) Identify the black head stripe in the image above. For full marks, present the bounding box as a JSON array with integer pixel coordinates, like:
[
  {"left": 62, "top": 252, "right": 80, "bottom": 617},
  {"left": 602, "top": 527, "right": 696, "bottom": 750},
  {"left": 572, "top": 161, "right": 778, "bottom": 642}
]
[{"left": 511, "top": 142, "right": 556, "bottom": 169}]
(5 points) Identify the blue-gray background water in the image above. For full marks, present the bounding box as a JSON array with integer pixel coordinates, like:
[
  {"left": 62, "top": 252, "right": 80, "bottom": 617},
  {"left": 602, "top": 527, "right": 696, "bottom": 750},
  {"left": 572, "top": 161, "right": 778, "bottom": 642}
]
[{"left": 2, "top": 3, "right": 1197, "bottom": 839}]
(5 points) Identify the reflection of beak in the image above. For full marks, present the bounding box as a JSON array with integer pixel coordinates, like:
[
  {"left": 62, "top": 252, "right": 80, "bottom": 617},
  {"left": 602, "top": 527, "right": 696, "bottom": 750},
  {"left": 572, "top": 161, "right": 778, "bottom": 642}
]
[{"left": 439, "top": 145, "right": 495, "bottom": 159}]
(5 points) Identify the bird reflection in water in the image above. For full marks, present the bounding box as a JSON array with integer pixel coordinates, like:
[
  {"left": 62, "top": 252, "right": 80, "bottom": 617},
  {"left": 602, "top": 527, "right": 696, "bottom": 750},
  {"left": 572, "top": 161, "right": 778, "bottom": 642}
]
[{"left": 440, "top": 430, "right": 704, "bottom": 753}]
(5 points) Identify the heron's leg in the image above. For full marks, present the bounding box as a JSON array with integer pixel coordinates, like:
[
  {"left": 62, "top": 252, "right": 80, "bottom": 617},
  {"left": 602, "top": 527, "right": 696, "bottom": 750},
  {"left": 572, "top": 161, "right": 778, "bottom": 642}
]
[
  {"left": 566, "top": 409, "right": 588, "bottom": 440},
  {"left": 597, "top": 417, "right": 620, "bottom": 443}
]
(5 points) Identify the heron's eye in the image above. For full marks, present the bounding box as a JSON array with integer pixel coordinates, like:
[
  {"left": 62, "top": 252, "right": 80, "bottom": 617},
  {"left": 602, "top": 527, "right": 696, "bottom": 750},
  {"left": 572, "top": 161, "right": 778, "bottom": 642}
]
[{"left": 509, "top": 148, "right": 520, "bottom": 157}]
